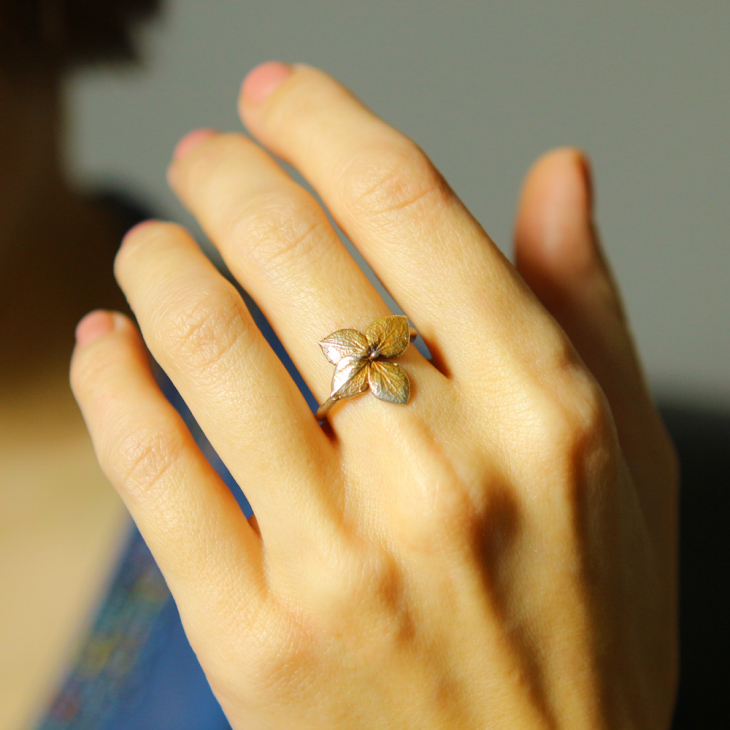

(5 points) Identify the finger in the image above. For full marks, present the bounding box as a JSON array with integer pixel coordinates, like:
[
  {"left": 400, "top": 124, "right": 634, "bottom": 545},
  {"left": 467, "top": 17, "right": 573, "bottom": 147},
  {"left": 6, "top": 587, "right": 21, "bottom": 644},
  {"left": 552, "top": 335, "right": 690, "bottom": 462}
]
[
  {"left": 514, "top": 149, "right": 649, "bottom": 409},
  {"left": 114, "top": 221, "right": 338, "bottom": 549},
  {"left": 70, "top": 310, "right": 269, "bottom": 656},
  {"left": 167, "top": 130, "right": 443, "bottom": 433},
  {"left": 238, "top": 62, "right": 563, "bottom": 385},
  {"left": 512, "top": 148, "right": 678, "bottom": 525}
]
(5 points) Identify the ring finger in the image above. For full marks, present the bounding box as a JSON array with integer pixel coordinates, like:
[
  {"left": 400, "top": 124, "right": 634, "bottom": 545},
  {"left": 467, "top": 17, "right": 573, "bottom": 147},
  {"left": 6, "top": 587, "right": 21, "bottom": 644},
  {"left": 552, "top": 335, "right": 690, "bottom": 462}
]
[{"left": 114, "top": 221, "right": 338, "bottom": 552}]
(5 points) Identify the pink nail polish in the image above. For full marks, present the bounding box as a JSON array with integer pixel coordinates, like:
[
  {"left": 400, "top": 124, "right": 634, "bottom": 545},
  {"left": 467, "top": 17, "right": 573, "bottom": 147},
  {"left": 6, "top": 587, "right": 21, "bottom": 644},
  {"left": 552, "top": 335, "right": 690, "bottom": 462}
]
[
  {"left": 173, "top": 128, "right": 218, "bottom": 160},
  {"left": 241, "top": 61, "right": 293, "bottom": 105},
  {"left": 75, "top": 310, "right": 115, "bottom": 346}
]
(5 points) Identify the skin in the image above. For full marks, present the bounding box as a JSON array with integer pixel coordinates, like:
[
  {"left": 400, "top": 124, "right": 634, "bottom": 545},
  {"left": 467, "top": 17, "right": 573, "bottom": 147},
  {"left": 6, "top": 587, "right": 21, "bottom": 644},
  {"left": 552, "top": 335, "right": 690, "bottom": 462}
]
[{"left": 71, "top": 62, "right": 679, "bottom": 729}]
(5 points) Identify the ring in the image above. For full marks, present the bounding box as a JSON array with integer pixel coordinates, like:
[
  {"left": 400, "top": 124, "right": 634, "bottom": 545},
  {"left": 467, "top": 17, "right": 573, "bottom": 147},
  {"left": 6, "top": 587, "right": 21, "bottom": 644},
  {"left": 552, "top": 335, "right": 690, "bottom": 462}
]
[{"left": 315, "top": 315, "right": 417, "bottom": 421}]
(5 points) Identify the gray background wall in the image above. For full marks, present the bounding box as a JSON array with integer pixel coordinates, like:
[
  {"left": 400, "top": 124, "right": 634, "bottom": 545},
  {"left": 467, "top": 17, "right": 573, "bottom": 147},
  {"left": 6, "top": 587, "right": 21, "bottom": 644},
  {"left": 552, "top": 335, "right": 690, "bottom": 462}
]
[{"left": 67, "top": 2, "right": 730, "bottom": 408}]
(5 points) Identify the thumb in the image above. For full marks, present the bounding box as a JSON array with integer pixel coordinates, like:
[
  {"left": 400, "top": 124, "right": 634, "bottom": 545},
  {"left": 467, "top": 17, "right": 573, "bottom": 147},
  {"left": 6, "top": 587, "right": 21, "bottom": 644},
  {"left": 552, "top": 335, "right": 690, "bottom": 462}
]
[{"left": 513, "top": 147, "right": 677, "bottom": 534}]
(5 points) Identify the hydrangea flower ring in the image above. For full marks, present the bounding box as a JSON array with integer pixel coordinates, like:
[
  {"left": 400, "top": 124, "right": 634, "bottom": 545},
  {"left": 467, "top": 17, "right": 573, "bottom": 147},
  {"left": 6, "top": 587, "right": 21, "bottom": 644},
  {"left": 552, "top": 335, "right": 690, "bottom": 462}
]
[{"left": 315, "top": 315, "right": 418, "bottom": 421}]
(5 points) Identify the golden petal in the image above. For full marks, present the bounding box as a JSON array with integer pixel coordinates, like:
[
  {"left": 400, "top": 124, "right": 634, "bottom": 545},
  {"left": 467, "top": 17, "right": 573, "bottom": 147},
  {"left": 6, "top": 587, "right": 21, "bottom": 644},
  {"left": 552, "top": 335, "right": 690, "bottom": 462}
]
[
  {"left": 365, "top": 315, "right": 411, "bottom": 359},
  {"left": 331, "top": 356, "right": 370, "bottom": 399},
  {"left": 368, "top": 360, "right": 410, "bottom": 405},
  {"left": 318, "top": 328, "right": 368, "bottom": 364}
]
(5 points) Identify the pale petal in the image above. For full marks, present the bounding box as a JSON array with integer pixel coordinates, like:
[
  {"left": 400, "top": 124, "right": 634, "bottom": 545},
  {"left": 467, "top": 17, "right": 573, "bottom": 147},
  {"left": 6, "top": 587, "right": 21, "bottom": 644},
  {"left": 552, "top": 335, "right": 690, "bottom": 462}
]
[
  {"left": 368, "top": 361, "right": 410, "bottom": 405},
  {"left": 319, "top": 328, "right": 368, "bottom": 364},
  {"left": 331, "top": 356, "right": 370, "bottom": 399},
  {"left": 365, "top": 315, "right": 411, "bottom": 359}
]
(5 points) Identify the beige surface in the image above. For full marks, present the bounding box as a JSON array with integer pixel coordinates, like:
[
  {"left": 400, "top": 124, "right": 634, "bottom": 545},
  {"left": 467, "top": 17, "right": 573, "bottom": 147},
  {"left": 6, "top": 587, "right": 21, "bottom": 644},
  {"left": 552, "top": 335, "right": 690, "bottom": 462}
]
[{"left": 0, "top": 373, "right": 130, "bottom": 730}]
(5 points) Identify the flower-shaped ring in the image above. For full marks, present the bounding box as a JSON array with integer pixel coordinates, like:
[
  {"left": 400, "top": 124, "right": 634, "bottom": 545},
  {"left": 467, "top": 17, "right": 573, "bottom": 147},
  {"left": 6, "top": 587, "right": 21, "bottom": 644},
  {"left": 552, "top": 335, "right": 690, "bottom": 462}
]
[{"left": 315, "top": 315, "right": 417, "bottom": 421}]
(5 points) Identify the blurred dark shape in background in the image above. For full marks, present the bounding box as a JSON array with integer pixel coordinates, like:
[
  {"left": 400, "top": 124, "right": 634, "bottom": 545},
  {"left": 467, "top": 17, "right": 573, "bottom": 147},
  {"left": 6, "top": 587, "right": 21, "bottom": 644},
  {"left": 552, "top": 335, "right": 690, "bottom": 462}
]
[
  {"left": 660, "top": 401, "right": 730, "bottom": 728},
  {"left": 0, "top": 0, "right": 160, "bottom": 79}
]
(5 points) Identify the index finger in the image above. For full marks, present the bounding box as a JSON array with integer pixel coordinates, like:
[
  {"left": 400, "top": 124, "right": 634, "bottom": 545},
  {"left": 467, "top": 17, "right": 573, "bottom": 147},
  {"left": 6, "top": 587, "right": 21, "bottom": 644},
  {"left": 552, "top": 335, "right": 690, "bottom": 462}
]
[{"left": 239, "top": 62, "right": 564, "bottom": 383}]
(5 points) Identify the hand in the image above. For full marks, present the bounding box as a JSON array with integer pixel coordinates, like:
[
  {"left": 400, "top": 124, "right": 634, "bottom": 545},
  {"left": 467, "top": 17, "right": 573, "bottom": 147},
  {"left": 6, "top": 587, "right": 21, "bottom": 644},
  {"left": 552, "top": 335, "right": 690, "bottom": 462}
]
[{"left": 71, "top": 62, "right": 678, "bottom": 729}]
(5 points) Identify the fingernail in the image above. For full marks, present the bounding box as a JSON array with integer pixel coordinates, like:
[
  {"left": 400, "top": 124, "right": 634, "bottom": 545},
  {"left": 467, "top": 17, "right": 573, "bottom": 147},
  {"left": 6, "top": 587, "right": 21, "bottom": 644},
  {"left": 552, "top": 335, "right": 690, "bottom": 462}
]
[
  {"left": 173, "top": 128, "right": 218, "bottom": 160},
  {"left": 241, "top": 61, "right": 293, "bottom": 105},
  {"left": 75, "top": 310, "right": 117, "bottom": 346}
]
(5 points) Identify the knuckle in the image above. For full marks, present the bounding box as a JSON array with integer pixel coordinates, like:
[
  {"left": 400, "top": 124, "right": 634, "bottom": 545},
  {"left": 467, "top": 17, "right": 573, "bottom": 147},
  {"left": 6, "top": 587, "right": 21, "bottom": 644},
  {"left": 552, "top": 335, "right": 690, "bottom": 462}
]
[
  {"left": 529, "top": 372, "right": 617, "bottom": 493},
  {"left": 568, "top": 383, "right": 615, "bottom": 459},
  {"left": 338, "top": 141, "right": 450, "bottom": 223},
  {"left": 206, "top": 602, "right": 309, "bottom": 704},
  {"left": 160, "top": 284, "right": 248, "bottom": 373},
  {"left": 406, "top": 464, "right": 492, "bottom": 555},
  {"left": 245, "top": 621, "right": 317, "bottom": 704},
  {"left": 529, "top": 334, "right": 615, "bottom": 453},
  {"left": 315, "top": 538, "right": 402, "bottom": 619},
  {"left": 387, "top": 420, "right": 492, "bottom": 553},
  {"left": 308, "top": 543, "right": 417, "bottom": 662},
  {"left": 210, "top": 591, "right": 318, "bottom": 706},
  {"left": 345, "top": 546, "right": 401, "bottom": 608},
  {"left": 230, "top": 194, "right": 330, "bottom": 278},
  {"left": 111, "top": 421, "right": 186, "bottom": 501}
]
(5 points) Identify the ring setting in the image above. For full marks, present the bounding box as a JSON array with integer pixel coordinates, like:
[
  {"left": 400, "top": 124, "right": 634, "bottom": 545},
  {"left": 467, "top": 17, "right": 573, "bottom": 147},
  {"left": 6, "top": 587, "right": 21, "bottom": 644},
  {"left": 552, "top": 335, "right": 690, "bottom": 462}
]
[{"left": 315, "top": 315, "right": 417, "bottom": 421}]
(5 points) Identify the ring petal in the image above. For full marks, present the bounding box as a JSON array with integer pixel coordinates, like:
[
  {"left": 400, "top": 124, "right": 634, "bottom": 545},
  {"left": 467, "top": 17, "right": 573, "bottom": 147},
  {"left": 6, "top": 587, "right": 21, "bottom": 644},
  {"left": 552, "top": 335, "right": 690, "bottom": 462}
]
[
  {"left": 319, "top": 328, "right": 368, "bottom": 364},
  {"left": 365, "top": 315, "right": 411, "bottom": 358},
  {"left": 368, "top": 360, "right": 410, "bottom": 404},
  {"left": 331, "top": 355, "right": 370, "bottom": 399}
]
